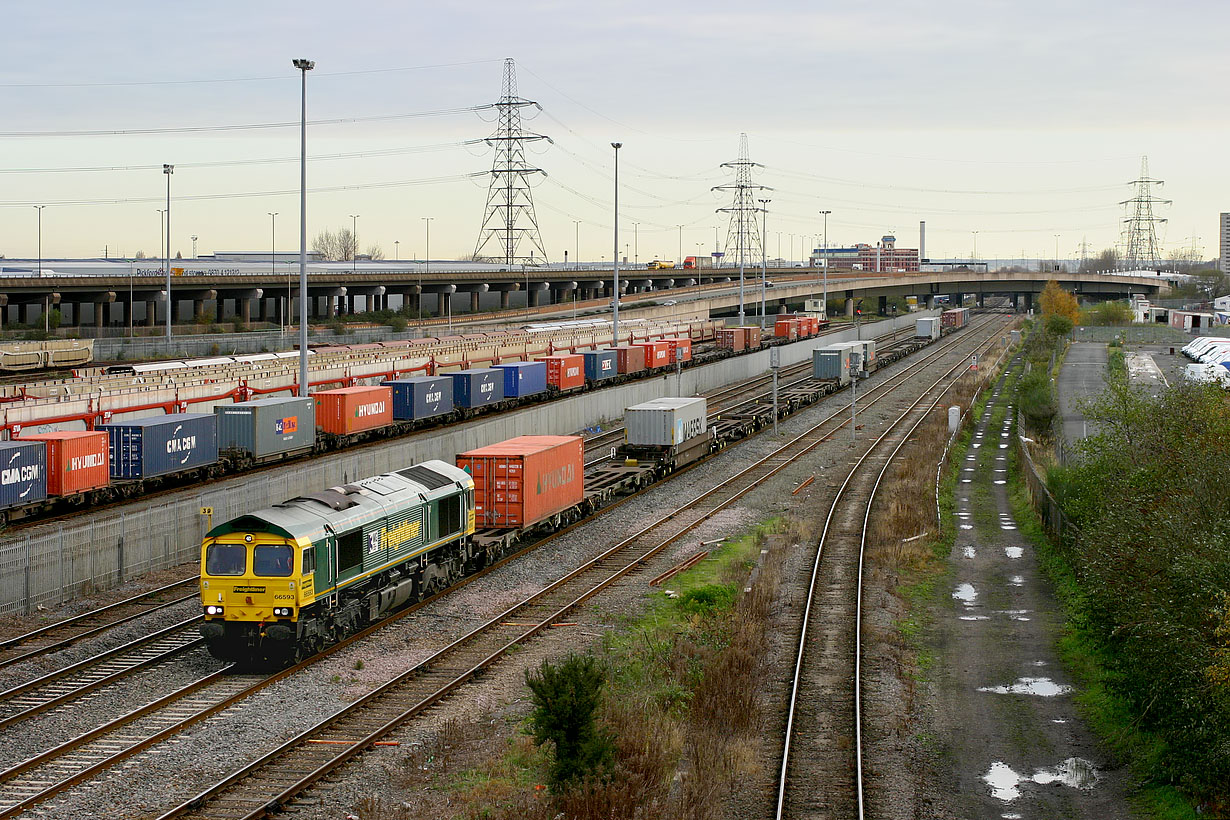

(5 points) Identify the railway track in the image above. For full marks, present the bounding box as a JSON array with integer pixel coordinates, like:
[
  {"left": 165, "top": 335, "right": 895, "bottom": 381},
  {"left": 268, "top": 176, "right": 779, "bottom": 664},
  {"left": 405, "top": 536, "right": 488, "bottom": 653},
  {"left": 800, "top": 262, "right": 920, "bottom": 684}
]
[
  {"left": 0, "top": 577, "right": 198, "bottom": 672},
  {"left": 149, "top": 316, "right": 1006, "bottom": 820},
  {"left": 774, "top": 320, "right": 1008, "bottom": 820}
]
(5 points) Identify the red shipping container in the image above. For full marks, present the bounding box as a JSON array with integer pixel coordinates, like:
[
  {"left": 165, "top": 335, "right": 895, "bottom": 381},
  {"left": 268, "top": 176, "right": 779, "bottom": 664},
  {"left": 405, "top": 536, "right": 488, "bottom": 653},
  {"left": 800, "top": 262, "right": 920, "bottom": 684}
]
[
  {"left": 775, "top": 318, "right": 799, "bottom": 340},
  {"left": 717, "top": 328, "right": 745, "bottom": 352},
  {"left": 312, "top": 386, "right": 394, "bottom": 435},
  {"left": 637, "top": 341, "right": 672, "bottom": 369},
  {"left": 610, "top": 345, "right": 646, "bottom": 375},
  {"left": 537, "top": 354, "right": 585, "bottom": 390},
  {"left": 662, "top": 337, "right": 692, "bottom": 362},
  {"left": 21, "top": 431, "right": 109, "bottom": 496},
  {"left": 740, "top": 326, "right": 763, "bottom": 348},
  {"left": 457, "top": 435, "right": 584, "bottom": 528}
]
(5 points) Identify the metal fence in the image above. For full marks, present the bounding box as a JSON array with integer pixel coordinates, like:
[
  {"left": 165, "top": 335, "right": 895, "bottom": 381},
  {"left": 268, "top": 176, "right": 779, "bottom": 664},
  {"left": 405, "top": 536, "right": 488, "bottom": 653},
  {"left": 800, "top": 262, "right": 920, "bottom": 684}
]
[
  {"left": 1073, "top": 325, "right": 1224, "bottom": 344},
  {"left": 1016, "top": 411, "right": 1079, "bottom": 546}
]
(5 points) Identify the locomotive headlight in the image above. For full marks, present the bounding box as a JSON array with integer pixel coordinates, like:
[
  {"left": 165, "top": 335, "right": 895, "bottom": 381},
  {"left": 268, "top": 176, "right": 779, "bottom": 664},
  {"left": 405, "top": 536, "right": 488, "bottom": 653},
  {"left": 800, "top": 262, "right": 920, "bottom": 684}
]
[
  {"left": 273, "top": 607, "right": 292, "bottom": 617},
  {"left": 205, "top": 605, "right": 224, "bottom": 616}
]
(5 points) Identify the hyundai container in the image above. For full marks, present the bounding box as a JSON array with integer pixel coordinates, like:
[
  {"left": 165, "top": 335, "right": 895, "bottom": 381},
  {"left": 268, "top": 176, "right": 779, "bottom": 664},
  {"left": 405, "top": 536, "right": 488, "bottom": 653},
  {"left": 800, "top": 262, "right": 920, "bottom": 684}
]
[
  {"left": 538, "top": 354, "right": 585, "bottom": 390},
  {"left": 101, "top": 413, "right": 219, "bottom": 479},
  {"left": 624, "top": 397, "right": 708, "bottom": 447},
  {"left": 915, "top": 317, "right": 940, "bottom": 340},
  {"left": 456, "top": 435, "right": 584, "bottom": 528},
  {"left": 662, "top": 337, "right": 692, "bottom": 363},
  {"left": 494, "top": 361, "right": 548, "bottom": 399},
  {"left": 611, "top": 345, "right": 647, "bottom": 375},
  {"left": 0, "top": 440, "right": 48, "bottom": 510},
  {"left": 383, "top": 376, "right": 454, "bottom": 421},
  {"left": 312, "top": 386, "right": 394, "bottom": 435},
  {"left": 215, "top": 396, "right": 316, "bottom": 460},
  {"left": 637, "top": 341, "right": 672, "bottom": 369},
  {"left": 20, "top": 431, "right": 109, "bottom": 496},
  {"left": 813, "top": 346, "right": 851, "bottom": 385},
  {"left": 450, "top": 368, "right": 505, "bottom": 409},
  {"left": 582, "top": 350, "right": 618, "bottom": 382}
]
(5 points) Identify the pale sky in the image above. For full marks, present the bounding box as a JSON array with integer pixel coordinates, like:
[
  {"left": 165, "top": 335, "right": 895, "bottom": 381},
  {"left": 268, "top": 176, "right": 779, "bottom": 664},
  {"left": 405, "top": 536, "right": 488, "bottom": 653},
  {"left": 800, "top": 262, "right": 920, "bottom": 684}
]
[{"left": 0, "top": 0, "right": 1225, "bottom": 264}]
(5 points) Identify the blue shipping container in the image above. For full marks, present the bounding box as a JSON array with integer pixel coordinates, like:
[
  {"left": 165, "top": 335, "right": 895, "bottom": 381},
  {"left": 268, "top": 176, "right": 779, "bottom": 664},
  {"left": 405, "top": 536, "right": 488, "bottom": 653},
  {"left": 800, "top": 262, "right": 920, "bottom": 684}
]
[
  {"left": 450, "top": 369, "right": 505, "bottom": 409},
  {"left": 101, "top": 412, "right": 219, "bottom": 479},
  {"left": 494, "top": 361, "right": 547, "bottom": 398},
  {"left": 583, "top": 350, "right": 618, "bottom": 382},
  {"left": 383, "top": 376, "right": 454, "bottom": 420},
  {"left": 0, "top": 440, "right": 48, "bottom": 510}
]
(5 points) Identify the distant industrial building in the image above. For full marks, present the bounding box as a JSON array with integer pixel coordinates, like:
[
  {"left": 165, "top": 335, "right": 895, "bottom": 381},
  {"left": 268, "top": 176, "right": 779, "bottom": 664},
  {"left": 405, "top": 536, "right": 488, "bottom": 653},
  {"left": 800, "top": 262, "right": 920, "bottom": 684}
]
[
  {"left": 810, "top": 235, "right": 919, "bottom": 273},
  {"left": 1220, "top": 213, "right": 1230, "bottom": 274}
]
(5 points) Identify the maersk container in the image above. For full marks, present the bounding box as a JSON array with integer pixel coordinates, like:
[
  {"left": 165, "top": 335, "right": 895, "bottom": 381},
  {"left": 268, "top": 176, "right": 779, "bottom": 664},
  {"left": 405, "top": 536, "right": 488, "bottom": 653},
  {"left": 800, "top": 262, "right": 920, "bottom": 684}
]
[
  {"left": 583, "top": 350, "right": 618, "bottom": 382},
  {"left": 215, "top": 396, "right": 316, "bottom": 459},
  {"left": 624, "top": 397, "right": 708, "bottom": 447},
  {"left": 915, "top": 317, "right": 940, "bottom": 340},
  {"left": 494, "top": 361, "right": 548, "bottom": 399},
  {"left": 100, "top": 412, "right": 220, "bottom": 479},
  {"left": 451, "top": 368, "right": 505, "bottom": 409},
  {"left": 19, "top": 431, "right": 109, "bottom": 496},
  {"left": 456, "top": 435, "right": 584, "bottom": 528},
  {"left": 813, "top": 347, "right": 851, "bottom": 385},
  {"left": 383, "top": 376, "right": 454, "bottom": 420},
  {"left": 0, "top": 440, "right": 48, "bottom": 510}
]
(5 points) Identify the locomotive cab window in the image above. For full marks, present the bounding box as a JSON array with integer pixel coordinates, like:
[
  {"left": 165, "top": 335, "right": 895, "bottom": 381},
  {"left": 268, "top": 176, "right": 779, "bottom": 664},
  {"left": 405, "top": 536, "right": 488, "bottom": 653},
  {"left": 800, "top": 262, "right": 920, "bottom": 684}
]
[
  {"left": 301, "top": 546, "right": 315, "bottom": 575},
  {"left": 205, "top": 544, "right": 246, "bottom": 576},
  {"left": 435, "top": 494, "right": 464, "bottom": 538},
  {"left": 253, "top": 544, "right": 294, "bottom": 577}
]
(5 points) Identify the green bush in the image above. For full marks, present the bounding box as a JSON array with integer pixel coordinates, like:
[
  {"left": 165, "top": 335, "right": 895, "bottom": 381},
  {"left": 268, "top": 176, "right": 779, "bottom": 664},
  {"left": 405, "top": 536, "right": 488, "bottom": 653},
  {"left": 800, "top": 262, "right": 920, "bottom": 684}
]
[
  {"left": 525, "top": 654, "right": 614, "bottom": 792},
  {"left": 386, "top": 315, "right": 407, "bottom": 332},
  {"left": 1045, "top": 313, "right": 1073, "bottom": 337},
  {"left": 676, "top": 584, "right": 736, "bottom": 616},
  {"left": 1018, "top": 369, "right": 1056, "bottom": 432}
]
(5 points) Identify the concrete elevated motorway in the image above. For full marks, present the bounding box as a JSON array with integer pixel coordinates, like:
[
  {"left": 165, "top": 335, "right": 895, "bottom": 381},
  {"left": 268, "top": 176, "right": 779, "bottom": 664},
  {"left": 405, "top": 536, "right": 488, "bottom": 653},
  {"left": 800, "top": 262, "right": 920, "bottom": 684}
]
[{"left": 0, "top": 259, "right": 1165, "bottom": 330}]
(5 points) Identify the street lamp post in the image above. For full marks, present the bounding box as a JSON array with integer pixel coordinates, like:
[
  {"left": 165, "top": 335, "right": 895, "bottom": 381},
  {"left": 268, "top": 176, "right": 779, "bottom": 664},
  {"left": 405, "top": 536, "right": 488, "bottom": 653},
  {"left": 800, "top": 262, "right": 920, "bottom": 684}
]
[
  {"left": 268, "top": 212, "right": 279, "bottom": 331},
  {"left": 677, "top": 224, "right": 682, "bottom": 268},
  {"left": 163, "top": 164, "right": 173, "bottom": 339},
  {"left": 394, "top": 239, "right": 399, "bottom": 260},
  {"left": 573, "top": 221, "right": 580, "bottom": 271},
  {"left": 611, "top": 142, "right": 622, "bottom": 347},
  {"left": 819, "top": 210, "right": 831, "bottom": 318},
  {"left": 972, "top": 231, "right": 979, "bottom": 262},
  {"left": 34, "top": 206, "right": 46, "bottom": 332},
  {"left": 633, "top": 223, "right": 638, "bottom": 265},
  {"left": 1054, "top": 234, "right": 1060, "bottom": 271},
  {"left": 293, "top": 57, "right": 314, "bottom": 398},
  {"left": 191, "top": 234, "right": 198, "bottom": 259},
  {"left": 758, "top": 200, "right": 770, "bottom": 330},
  {"left": 422, "top": 217, "right": 433, "bottom": 321},
  {"left": 349, "top": 214, "right": 360, "bottom": 272}
]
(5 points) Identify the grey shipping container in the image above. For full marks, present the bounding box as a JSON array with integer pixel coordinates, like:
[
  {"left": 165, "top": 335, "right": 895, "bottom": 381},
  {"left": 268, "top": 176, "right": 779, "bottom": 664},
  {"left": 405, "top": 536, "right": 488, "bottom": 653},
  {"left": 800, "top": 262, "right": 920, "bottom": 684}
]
[
  {"left": 624, "top": 397, "right": 708, "bottom": 447},
  {"left": 0, "top": 440, "right": 48, "bottom": 510},
  {"left": 813, "top": 347, "right": 851, "bottom": 385},
  {"left": 215, "top": 396, "right": 316, "bottom": 460},
  {"left": 383, "top": 376, "right": 454, "bottom": 420},
  {"left": 451, "top": 368, "right": 505, "bottom": 409},
  {"left": 101, "top": 412, "right": 219, "bottom": 479},
  {"left": 915, "top": 317, "right": 940, "bottom": 340},
  {"left": 583, "top": 350, "right": 618, "bottom": 382}
]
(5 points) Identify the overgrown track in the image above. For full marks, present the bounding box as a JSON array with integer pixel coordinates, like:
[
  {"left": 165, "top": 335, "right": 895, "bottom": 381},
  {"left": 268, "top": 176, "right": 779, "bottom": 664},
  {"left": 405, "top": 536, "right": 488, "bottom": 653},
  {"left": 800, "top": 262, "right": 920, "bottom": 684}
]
[
  {"left": 155, "top": 317, "right": 1006, "bottom": 820},
  {"left": 774, "top": 316, "right": 1007, "bottom": 820},
  {"left": 0, "top": 578, "right": 198, "bottom": 671}
]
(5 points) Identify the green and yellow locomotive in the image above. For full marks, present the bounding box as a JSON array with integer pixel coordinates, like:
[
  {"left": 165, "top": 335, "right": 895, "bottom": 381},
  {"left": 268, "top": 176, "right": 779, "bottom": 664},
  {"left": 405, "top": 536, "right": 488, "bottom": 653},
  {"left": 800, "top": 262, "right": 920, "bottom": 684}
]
[{"left": 200, "top": 460, "right": 475, "bottom": 665}]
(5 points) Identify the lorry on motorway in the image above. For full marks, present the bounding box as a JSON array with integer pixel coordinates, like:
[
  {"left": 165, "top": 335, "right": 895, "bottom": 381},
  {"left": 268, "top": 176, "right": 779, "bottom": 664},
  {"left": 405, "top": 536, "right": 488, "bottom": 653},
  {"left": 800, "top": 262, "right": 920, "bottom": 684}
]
[{"left": 647, "top": 260, "right": 676, "bottom": 270}]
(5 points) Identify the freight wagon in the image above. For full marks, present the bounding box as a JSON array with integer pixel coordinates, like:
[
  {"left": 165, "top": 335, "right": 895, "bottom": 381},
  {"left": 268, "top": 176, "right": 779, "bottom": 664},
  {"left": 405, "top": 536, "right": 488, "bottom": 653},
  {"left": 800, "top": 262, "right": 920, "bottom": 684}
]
[{"left": 619, "top": 397, "right": 710, "bottom": 472}]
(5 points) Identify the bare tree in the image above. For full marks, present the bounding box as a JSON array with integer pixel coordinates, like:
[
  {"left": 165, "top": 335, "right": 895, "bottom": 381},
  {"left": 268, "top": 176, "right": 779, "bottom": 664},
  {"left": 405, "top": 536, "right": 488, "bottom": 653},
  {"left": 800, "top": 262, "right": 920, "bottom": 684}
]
[
  {"left": 312, "top": 228, "right": 357, "bottom": 261},
  {"left": 365, "top": 244, "right": 385, "bottom": 261},
  {"left": 1080, "top": 248, "right": 1119, "bottom": 273},
  {"left": 135, "top": 250, "right": 147, "bottom": 259}
]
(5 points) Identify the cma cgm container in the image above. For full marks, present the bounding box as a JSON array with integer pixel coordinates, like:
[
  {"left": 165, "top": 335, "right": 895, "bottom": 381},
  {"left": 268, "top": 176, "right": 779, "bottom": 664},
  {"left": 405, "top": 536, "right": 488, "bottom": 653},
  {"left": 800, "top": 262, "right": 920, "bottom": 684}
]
[
  {"left": 717, "top": 328, "right": 746, "bottom": 352},
  {"left": 662, "top": 337, "right": 692, "bottom": 363},
  {"left": 383, "top": 376, "right": 454, "bottom": 421},
  {"left": 582, "top": 350, "right": 618, "bottom": 383},
  {"left": 625, "top": 397, "right": 708, "bottom": 447},
  {"left": 101, "top": 413, "right": 219, "bottom": 479},
  {"left": 813, "top": 346, "right": 852, "bottom": 385},
  {"left": 494, "top": 361, "right": 548, "bottom": 399},
  {"left": 637, "top": 341, "right": 672, "bottom": 369},
  {"left": 450, "top": 368, "right": 505, "bottom": 409},
  {"left": 775, "top": 317, "right": 800, "bottom": 340},
  {"left": 215, "top": 396, "right": 316, "bottom": 460},
  {"left": 611, "top": 345, "right": 647, "bottom": 375},
  {"left": 21, "top": 431, "right": 109, "bottom": 495},
  {"left": 313, "top": 386, "right": 394, "bottom": 435},
  {"left": 538, "top": 354, "right": 585, "bottom": 391},
  {"left": 0, "top": 440, "right": 48, "bottom": 509},
  {"left": 457, "top": 435, "right": 584, "bottom": 528},
  {"left": 915, "top": 317, "right": 940, "bottom": 340}
]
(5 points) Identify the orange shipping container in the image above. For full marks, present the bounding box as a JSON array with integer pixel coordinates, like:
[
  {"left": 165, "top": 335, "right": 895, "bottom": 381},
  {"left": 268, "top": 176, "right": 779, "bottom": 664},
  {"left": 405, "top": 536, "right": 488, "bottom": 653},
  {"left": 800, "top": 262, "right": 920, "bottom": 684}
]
[
  {"left": 537, "top": 354, "right": 585, "bottom": 390},
  {"left": 637, "top": 341, "right": 672, "bottom": 368},
  {"left": 774, "top": 318, "right": 799, "bottom": 340},
  {"left": 611, "top": 345, "right": 646, "bottom": 374},
  {"left": 716, "top": 328, "right": 745, "bottom": 352},
  {"left": 21, "top": 430, "right": 109, "bottom": 496},
  {"left": 312, "top": 386, "right": 394, "bottom": 435},
  {"left": 457, "top": 435, "right": 584, "bottom": 528},
  {"left": 741, "top": 326, "right": 763, "bottom": 348},
  {"left": 662, "top": 337, "right": 692, "bottom": 363}
]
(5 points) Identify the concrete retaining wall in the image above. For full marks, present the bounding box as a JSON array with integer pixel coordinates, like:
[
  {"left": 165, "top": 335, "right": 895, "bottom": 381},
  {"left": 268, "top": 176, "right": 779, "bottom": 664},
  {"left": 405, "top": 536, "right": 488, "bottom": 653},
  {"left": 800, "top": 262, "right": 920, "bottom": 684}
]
[{"left": 0, "top": 315, "right": 908, "bottom": 614}]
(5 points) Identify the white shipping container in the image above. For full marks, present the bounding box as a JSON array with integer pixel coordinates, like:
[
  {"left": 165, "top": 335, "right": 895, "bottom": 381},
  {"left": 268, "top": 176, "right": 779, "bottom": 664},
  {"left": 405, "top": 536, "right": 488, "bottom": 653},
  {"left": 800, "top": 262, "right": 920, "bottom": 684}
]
[
  {"left": 915, "top": 317, "right": 940, "bottom": 340},
  {"left": 624, "top": 397, "right": 708, "bottom": 446}
]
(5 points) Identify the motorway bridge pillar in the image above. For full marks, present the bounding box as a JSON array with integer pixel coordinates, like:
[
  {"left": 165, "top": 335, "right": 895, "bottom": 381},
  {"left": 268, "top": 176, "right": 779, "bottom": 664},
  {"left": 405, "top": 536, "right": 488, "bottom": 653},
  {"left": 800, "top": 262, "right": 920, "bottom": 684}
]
[
  {"left": 325, "top": 296, "right": 335, "bottom": 319},
  {"left": 1023, "top": 292, "right": 1033, "bottom": 312},
  {"left": 471, "top": 291, "right": 480, "bottom": 313},
  {"left": 500, "top": 291, "right": 510, "bottom": 310},
  {"left": 844, "top": 297, "right": 854, "bottom": 318},
  {"left": 878, "top": 294, "right": 888, "bottom": 315},
  {"left": 529, "top": 289, "right": 540, "bottom": 308},
  {"left": 146, "top": 301, "right": 156, "bottom": 327},
  {"left": 241, "top": 298, "right": 251, "bottom": 326},
  {"left": 193, "top": 299, "right": 204, "bottom": 322},
  {"left": 437, "top": 292, "right": 448, "bottom": 316},
  {"left": 977, "top": 292, "right": 985, "bottom": 308}
]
